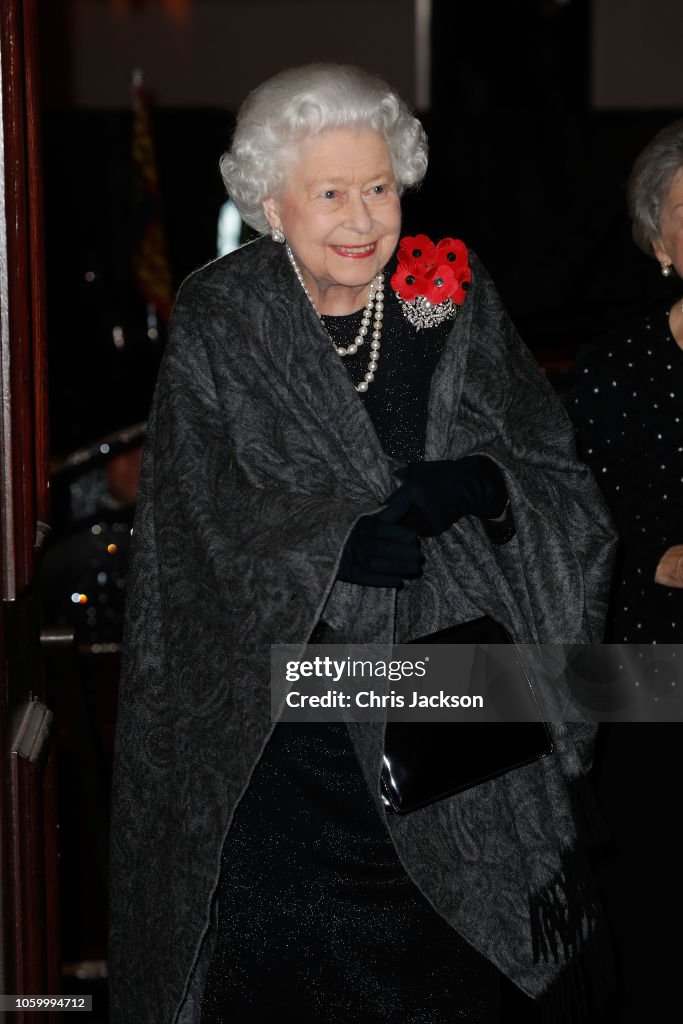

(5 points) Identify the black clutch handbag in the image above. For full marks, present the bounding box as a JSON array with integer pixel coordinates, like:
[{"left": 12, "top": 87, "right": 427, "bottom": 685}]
[{"left": 381, "top": 616, "right": 553, "bottom": 814}]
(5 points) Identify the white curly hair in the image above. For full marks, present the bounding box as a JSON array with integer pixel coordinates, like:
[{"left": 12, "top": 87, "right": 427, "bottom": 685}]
[{"left": 219, "top": 63, "right": 428, "bottom": 235}]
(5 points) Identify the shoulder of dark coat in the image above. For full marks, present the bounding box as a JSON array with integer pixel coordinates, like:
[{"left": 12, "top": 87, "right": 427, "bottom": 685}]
[
  {"left": 574, "top": 308, "right": 655, "bottom": 377},
  {"left": 172, "top": 235, "right": 282, "bottom": 310},
  {"left": 580, "top": 297, "right": 675, "bottom": 367}
]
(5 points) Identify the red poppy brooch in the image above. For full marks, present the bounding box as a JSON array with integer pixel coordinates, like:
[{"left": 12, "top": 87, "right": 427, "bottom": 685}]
[{"left": 391, "top": 234, "right": 471, "bottom": 330}]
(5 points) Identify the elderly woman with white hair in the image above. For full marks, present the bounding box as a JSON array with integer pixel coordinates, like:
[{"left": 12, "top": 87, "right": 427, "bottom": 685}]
[
  {"left": 109, "top": 64, "right": 616, "bottom": 1023},
  {"left": 570, "top": 118, "right": 683, "bottom": 642},
  {"left": 566, "top": 118, "right": 683, "bottom": 1023}
]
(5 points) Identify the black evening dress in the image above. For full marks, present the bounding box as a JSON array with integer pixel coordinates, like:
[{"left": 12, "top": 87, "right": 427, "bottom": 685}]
[
  {"left": 567, "top": 304, "right": 683, "bottom": 1024},
  {"left": 199, "top": 283, "right": 501, "bottom": 1022},
  {"left": 568, "top": 304, "right": 683, "bottom": 643}
]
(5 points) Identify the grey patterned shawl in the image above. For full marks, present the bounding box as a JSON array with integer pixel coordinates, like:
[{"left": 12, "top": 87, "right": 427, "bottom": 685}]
[{"left": 109, "top": 236, "right": 617, "bottom": 1023}]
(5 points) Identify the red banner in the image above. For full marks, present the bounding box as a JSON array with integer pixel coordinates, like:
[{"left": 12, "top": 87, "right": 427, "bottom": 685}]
[{"left": 130, "top": 70, "right": 173, "bottom": 325}]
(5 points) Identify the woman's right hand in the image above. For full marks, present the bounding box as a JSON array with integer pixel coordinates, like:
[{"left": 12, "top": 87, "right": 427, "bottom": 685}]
[
  {"left": 337, "top": 495, "right": 424, "bottom": 588},
  {"left": 654, "top": 544, "right": 683, "bottom": 588}
]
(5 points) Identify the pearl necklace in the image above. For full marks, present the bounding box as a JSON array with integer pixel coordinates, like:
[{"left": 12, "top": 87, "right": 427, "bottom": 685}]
[{"left": 286, "top": 244, "right": 384, "bottom": 393}]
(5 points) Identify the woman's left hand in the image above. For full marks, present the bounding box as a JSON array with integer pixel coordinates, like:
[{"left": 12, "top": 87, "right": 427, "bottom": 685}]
[
  {"left": 384, "top": 456, "right": 508, "bottom": 537},
  {"left": 654, "top": 544, "right": 683, "bottom": 588}
]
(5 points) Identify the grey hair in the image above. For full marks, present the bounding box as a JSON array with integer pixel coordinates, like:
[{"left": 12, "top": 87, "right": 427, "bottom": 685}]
[
  {"left": 219, "top": 63, "right": 428, "bottom": 235},
  {"left": 628, "top": 118, "right": 683, "bottom": 254}
]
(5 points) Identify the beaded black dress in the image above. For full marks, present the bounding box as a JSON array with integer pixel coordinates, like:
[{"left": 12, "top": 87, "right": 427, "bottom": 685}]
[
  {"left": 568, "top": 304, "right": 683, "bottom": 642},
  {"left": 199, "top": 283, "right": 501, "bottom": 1022},
  {"left": 567, "top": 305, "right": 683, "bottom": 1022}
]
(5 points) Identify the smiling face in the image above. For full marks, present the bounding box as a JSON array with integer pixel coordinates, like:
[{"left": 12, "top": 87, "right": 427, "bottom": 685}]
[
  {"left": 653, "top": 166, "right": 683, "bottom": 277},
  {"left": 262, "top": 128, "right": 402, "bottom": 315}
]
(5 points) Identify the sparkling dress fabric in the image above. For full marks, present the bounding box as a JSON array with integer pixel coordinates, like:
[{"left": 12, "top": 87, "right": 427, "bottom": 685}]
[
  {"left": 200, "top": 724, "right": 499, "bottom": 1023},
  {"left": 321, "top": 282, "right": 453, "bottom": 462},
  {"left": 200, "top": 289, "right": 499, "bottom": 1022},
  {"left": 568, "top": 304, "right": 683, "bottom": 642}
]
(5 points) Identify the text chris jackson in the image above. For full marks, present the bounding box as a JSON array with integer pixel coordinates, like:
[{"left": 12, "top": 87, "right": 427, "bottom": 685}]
[{"left": 284, "top": 690, "right": 485, "bottom": 709}]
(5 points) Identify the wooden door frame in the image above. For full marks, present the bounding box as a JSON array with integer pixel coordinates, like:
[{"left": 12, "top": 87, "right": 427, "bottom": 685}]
[{"left": 0, "top": 0, "right": 56, "bottom": 1010}]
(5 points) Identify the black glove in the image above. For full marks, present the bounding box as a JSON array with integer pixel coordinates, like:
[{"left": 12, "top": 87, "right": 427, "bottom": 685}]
[
  {"left": 337, "top": 490, "right": 424, "bottom": 588},
  {"left": 383, "top": 456, "right": 508, "bottom": 537}
]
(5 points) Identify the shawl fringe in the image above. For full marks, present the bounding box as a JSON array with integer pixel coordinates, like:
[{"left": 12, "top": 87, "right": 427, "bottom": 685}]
[
  {"left": 537, "top": 932, "right": 616, "bottom": 1024},
  {"left": 530, "top": 849, "right": 616, "bottom": 1023}
]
